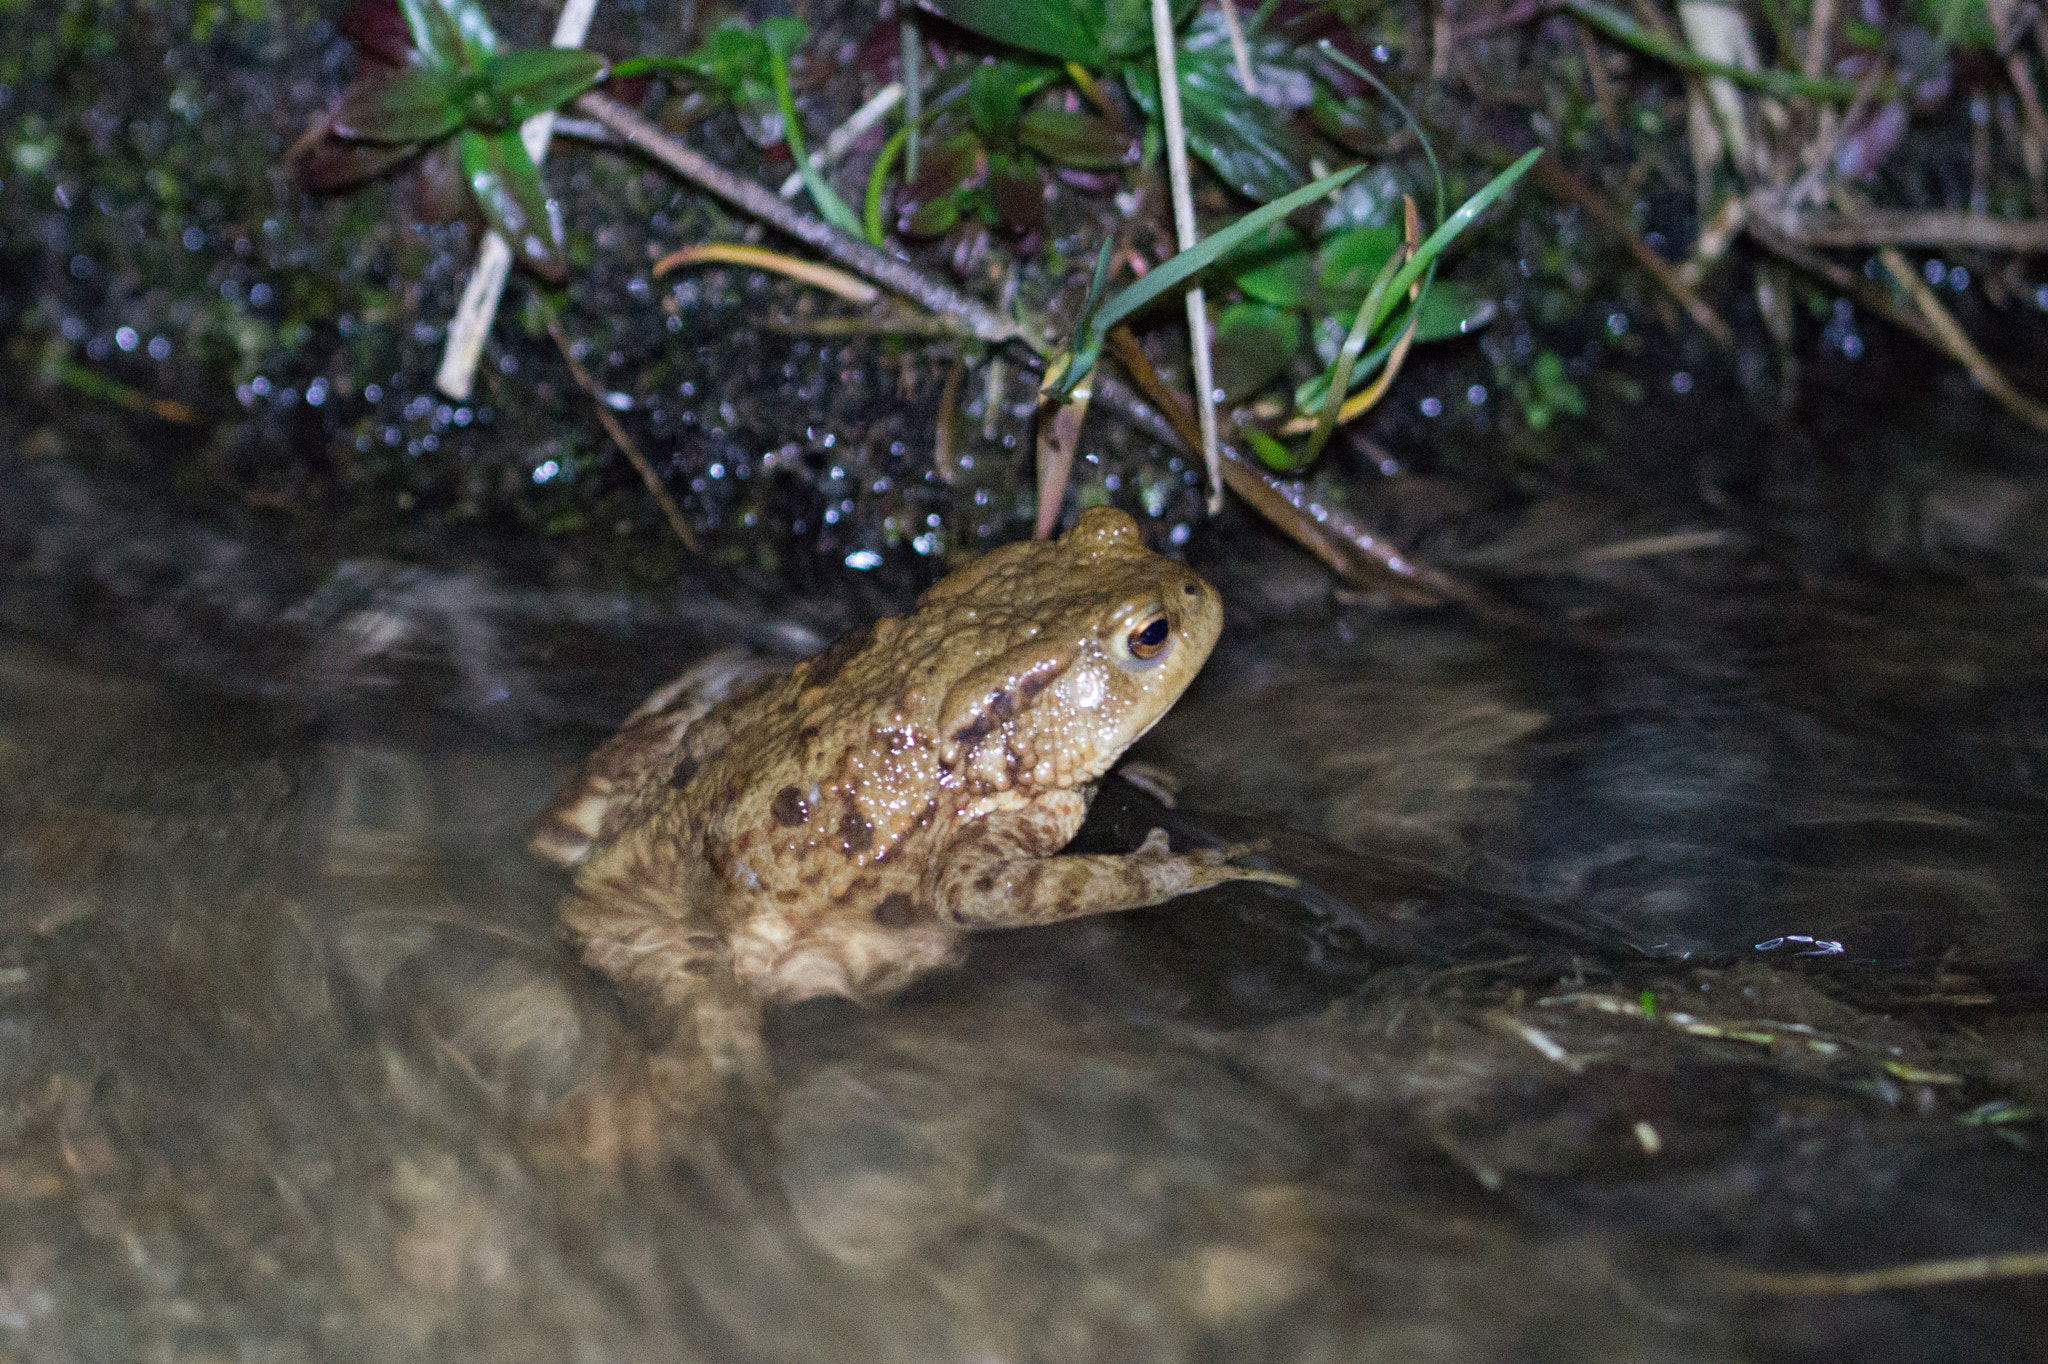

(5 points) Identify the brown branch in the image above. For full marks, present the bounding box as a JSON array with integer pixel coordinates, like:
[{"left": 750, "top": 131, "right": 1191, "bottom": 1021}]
[
  {"left": 576, "top": 92, "right": 1027, "bottom": 347},
  {"left": 1098, "top": 327, "right": 1521, "bottom": 619},
  {"left": 1753, "top": 206, "right": 2048, "bottom": 252},
  {"left": 545, "top": 316, "right": 701, "bottom": 554}
]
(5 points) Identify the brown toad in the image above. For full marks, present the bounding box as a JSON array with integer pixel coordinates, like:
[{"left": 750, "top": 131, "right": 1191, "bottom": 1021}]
[{"left": 530, "top": 507, "right": 1286, "bottom": 1119}]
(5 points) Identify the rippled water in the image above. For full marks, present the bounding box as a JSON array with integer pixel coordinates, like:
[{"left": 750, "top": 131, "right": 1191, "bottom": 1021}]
[{"left": 2, "top": 511, "right": 2046, "bottom": 1360}]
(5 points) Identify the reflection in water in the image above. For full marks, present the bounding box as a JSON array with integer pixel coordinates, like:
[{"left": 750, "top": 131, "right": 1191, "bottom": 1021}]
[{"left": 2, "top": 562, "right": 2046, "bottom": 1360}]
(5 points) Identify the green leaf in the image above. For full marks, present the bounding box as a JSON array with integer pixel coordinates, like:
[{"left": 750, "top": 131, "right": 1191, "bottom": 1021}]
[
  {"left": 1317, "top": 224, "right": 1400, "bottom": 311},
  {"left": 761, "top": 15, "right": 809, "bottom": 60},
  {"left": 1123, "top": 44, "right": 1314, "bottom": 202},
  {"left": 1558, "top": 0, "right": 1861, "bottom": 101},
  {"left": 484, "top": 49, "right": 609, "bottom": 124},
  {"left": 332, "top": 66, "right": 461, "bottom": 143},
  {"left": 1408, "top": 280, "right": 1492, "bottom": 343},
  {"left": 1370, "top": 148, "right": 1541, "bottom": 338},
  {"left": 916, "top": 0, "right": 1102, "bottom": 63},
  {"left": 680, "top": 20, "right": 773, "bottom": 91},
  {"left": 1218, "top": 223, "right": 1312, "bottom": 307},
  {"left": 1212, "top": 301, "right": 1301, "bottom": 400},
  {"left": 399, "top": 0, "right": 496, "bottom": 70},
  {"left": 917, "top": 0, "right": 1194, "bottom": 65},
  {"left": 1245, "top": 427, "right": 1307, "bottom": 473},
  {"left": 969, "top": 61, "right": 1029, "bottom": 141},
  {"left": 762, "top": 26, "right": 865, "bottom": 238},
  {"left": 1015, "top": 106, "right": 1139, "bottom": 167},
  {"left": 1086, "top": 163, "right": 1364, "bottom": 347},
  {"left": 460, "top": 126, "right": 565, "bottom": 280},
  {"left": 1915, "top": 0, "right": 1997, "bottom": 48}
]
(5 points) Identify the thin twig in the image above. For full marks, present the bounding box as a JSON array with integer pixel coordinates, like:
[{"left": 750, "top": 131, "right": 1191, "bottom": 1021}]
[
  {"left": 1217, "top": 0, "right": 1258, "bottom": 93},
  {"left": 1873, "top": 241, "right": 2048, "bottom": 431},
  {"left": 1748, "top": 205, "right": 2048, "bottom": 251},
  {"left": 436, "top": 0, "right": 600, "bottom": 401},
  {"left": 1801, "top": 0, "right": 1837, "bottom": 82},
  {"left": 545, "top": 315, "right": 700, "bottom": 554},
  {"left": 1151, "top": 0, "right": 1225, "bottom": 516},
  {"left": 1100, "top": 327, "right": 1514, "bottom": 615},
  {"left": 576, "top": 92, "right": 1027, "bottom": 346},
  {"left": 1742, "top": 215, "right": 1943, "bottom": 349},
  {"left": 1713, "top": 1250, "right": 2048, "bottom": 1296},
  {"left": 652, "top": 243, "right": 879, "bottom": 302},
  {"left": 932, "top": 356, "right": 965, "bottom": 484}
]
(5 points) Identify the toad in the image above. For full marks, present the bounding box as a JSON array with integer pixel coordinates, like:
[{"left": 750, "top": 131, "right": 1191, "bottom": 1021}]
[{"left": 530, "top": 507, "right": 1287, "bottom": 1120}]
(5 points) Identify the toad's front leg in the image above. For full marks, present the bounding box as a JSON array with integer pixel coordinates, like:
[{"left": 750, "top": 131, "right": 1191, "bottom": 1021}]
[{"left": 929, "top": 804, "right": 1295, "bottom": 929}]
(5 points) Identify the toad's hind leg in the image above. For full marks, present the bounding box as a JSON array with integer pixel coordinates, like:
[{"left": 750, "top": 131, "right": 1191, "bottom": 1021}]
[{"left": 554, "top": 892, "right": 774, "bottom": 1169}]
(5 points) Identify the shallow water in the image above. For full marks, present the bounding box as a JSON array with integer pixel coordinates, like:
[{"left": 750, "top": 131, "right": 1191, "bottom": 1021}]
[{"left": 2, "top": 527, "right": 2046, "bottom": 1361}]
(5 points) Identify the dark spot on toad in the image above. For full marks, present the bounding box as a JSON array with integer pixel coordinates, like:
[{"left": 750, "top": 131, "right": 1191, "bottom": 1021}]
[
  {"left": 974, "top": 874, "right": 995, "bottom": 893},
  {"left": 668, "top": 756, "right": 699, "bottom": 789},
  {"left": 1018, "top": 661, "right": 1067, "bottom": 700},
  {"left": 770, "top": 785, "right": 810, "bottom": 826},
  {"left": 1184, "top": 584, "right": 1200, "bottom": 595},
  {"left": 804, "top": 622, "right": 874, "bottom": 690},
  {"left": 838, "top": 811, "right": 874, "bottom": 855},
  {"left": 799, "top": 725, "right": 819, "bottom": 741},
  {"left": 950, "top": 711, "right": 996, "bottom": 749},
  {"left": 872, "top": 892, "right": 918, "bottom": 927}
]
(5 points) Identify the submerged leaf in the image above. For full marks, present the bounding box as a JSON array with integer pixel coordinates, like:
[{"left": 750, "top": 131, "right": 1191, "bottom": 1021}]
[
  {"left": 1212, "top": 301, "right": 1302, "bottom": 400},
  {"left": 460, "top": 126, "right": 565, "bottom": 280}
]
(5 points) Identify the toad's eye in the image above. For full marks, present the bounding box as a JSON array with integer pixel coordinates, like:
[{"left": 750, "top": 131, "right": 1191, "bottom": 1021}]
[{"left": 1126, "top": 615, "right": 1171, "bottom": 661}]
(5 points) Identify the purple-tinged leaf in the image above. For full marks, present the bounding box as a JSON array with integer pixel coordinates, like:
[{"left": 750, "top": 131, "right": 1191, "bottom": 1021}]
[
  {"left": 332, "top": 66, "right": 462, "bottom": 143},
  {"left": 338, "top": 0, "right": 416, "bottom": 68},
  {"left": 1016, "top": 107, "right": 1139, "bottom": 168},
  {"left": 895, "top": 132, "right": 982, "bottom": 237},
  {"left": 989, "top": 154, "right": 1047, "bottom": 232}
]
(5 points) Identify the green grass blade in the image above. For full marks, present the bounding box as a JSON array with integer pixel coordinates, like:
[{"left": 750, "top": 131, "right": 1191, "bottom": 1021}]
[
  {"left": 1085, "top": 162, "right": 1363, "bottom": 350},
  {"left": 767, "top": 43, "right": 867, "bottom": 238},
  {"left": 1560, "top": 0, "right": 1862, "bottom": 100},
  {"left": 1369, "top": 148, "right": 1539, "bottom": 337}
]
